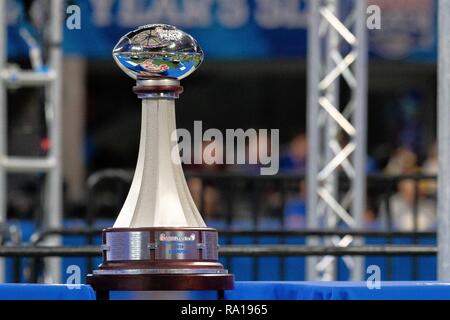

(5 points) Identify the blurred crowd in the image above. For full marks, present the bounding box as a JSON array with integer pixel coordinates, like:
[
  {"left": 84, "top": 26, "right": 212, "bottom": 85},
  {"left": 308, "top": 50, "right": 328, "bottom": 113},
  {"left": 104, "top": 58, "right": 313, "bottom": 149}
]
[{"left": 186, "top": 132, "right": 439, "bottom": 231}]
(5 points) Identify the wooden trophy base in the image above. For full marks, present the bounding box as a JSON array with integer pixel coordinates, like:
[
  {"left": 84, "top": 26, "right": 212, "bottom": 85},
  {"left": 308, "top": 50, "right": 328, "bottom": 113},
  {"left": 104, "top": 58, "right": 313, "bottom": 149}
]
[{"left": 87, "top": 273, "right": 234, "bottom": 300}]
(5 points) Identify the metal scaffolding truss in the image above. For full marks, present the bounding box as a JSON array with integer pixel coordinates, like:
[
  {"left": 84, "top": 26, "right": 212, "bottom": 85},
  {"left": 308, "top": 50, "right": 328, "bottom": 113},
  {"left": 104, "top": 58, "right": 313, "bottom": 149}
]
[
  {"left": 307, "top": 0, "right": 368, "bottom": 280},
  {"left": 0, "top": 0, "right": 63, "bottom": 283}
]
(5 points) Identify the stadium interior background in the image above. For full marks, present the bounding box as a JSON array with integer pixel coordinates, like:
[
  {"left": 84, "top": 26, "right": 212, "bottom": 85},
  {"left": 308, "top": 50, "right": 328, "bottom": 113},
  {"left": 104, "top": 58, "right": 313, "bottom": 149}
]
[{"left": 1, "top": 0, "right": 440, "bottom": 283}]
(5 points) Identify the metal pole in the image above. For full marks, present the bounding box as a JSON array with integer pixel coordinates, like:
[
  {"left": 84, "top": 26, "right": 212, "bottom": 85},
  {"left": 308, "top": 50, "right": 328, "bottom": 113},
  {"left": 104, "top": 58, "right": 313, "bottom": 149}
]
[
  {"left": 438, "top": 0, "right": 450, "bottom": 280},
  {"left": 306, "top": 0, "right": 321, "bottom": 280},
  {"left": 44, "top": 0, "right": 64, "bottom": 283},
  {"left": 307, "top": 0, "right": 367, "bottom": 280},
  {"left": 323, "top": 0, "right": 340, "bottom": 281},
  {"left": 0, "top": 0, "right": 7, "bottom": 283},
  {"left": 351, "top": 0, "right": 368, "bottom": 281}
]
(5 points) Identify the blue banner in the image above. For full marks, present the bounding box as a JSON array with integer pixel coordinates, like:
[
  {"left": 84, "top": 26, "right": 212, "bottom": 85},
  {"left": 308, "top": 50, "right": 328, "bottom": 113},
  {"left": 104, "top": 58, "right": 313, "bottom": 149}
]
[
  {"left": 368, "top": 0, "right": 437, "bottom": 62},
  {"left": 6, "top": 0, "right": 436, "bottom": 61}
]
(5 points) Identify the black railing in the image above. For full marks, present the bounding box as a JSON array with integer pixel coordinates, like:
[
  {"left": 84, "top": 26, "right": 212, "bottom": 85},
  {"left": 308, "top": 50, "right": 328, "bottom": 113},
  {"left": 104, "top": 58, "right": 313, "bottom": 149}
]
[
  {"left": 1, "top": 170, "right": 439, "bottom": 282},
  {"left": 14, "top": 227, "right": 436, "bottom": 283},
  {"left": 84, "top": 170, "right": 438, "bottom": 227},
  {"left": 29, "top": 228, "right": 437, "bottom": 244},
  {"left": 78, "top": 170, "right": 436, "bottom": 278},
  {"left": 0, "top": 244, "right": 437, "bottom": 257}
]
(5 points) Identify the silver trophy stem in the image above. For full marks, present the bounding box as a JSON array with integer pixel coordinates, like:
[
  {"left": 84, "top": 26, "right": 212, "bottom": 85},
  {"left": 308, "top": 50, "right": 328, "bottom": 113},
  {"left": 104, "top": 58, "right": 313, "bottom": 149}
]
[{"left": 114, "top": 79, "right": 206, "bottom": 228}]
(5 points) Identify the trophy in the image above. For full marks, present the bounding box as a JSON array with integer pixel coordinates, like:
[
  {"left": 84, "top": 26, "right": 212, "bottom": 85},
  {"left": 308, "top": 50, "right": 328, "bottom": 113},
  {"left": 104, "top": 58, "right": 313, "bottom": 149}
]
[{"left": 87, "top": 24, "right": 234, "bottom": 297}]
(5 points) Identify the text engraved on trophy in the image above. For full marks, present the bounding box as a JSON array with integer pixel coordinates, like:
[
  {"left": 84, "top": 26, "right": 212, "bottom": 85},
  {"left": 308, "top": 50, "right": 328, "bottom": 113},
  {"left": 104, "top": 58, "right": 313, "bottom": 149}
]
[
  {"left": 155, "top": 231, "right": 200, "bottom": 260},
  {"left": 106, "top": 231, "right": 150, "bottom": 261}
]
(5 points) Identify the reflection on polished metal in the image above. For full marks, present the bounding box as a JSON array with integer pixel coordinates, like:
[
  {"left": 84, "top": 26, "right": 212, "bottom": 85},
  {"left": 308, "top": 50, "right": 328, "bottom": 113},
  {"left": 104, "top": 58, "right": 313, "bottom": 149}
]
[
  {"left": 88, "top": 25, "right": 233, "bottom": 294},
  {"left": 113, "top": 24, "right": 203, "bottom": 80},
  {"left": 93, "top": 269, "right": 229, "bottom": 275}
]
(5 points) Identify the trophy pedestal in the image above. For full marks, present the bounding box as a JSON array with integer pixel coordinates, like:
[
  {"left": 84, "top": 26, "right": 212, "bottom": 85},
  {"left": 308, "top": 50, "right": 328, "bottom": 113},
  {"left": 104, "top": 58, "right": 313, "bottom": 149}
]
[
  {"left": 87, "top": 227, "right": 234, "bottom": 300},
  {"left": 87, "top": 274, "right": 233, "bottom": 300}
]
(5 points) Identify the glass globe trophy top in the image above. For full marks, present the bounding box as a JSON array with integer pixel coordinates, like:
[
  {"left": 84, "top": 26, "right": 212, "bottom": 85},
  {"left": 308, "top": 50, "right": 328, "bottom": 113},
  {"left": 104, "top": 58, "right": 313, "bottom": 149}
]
[
  {"left": 87, "top": 25, "right": 233, "bottom": 297},
  {"left": 113, "top": 24, "right": 203, "bottom": 80}
]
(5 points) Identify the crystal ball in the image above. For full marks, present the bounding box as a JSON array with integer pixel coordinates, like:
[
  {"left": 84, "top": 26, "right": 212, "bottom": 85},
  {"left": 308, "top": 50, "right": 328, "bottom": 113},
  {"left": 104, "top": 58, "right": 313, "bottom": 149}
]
[{"left": 113, "top": 24, "right": 204, "bottom": 80}]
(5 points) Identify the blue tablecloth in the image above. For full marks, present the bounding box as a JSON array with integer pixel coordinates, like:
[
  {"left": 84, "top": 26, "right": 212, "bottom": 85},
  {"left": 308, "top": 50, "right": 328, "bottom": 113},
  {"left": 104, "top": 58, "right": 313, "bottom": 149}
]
[
  {"left": 225, "top": 281, "right": 450, "bottom": 300},
  {"left": 1, "top": 282, "right": 450, "bottom": 300},
  {"left": 0, "top": 284, "right": 95, "bottom": 300}
]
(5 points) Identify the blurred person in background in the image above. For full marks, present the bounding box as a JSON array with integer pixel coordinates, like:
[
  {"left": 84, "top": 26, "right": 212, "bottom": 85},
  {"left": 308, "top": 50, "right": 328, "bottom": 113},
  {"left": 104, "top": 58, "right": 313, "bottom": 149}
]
[
  {"left": 226, "top": 131, "right": 282, "bottom": 224},
  {"left": 421, "top": 142, "right": 438, "bottom": 197},
  {"left": 381, "top": 179, "right": 436, "bottom": 231},
  {"left": 188, "top": 177, "right": 221, "bottom": 221},
  {"left": 186, "top": 141, "right": 225, "bottom": 221},
  {"left": 283, "top": 180, "right": 306, "bottom": 229},
  {"left": 384, "top": 146, "right": 419, "bottom": 175},
  {"left": 280, "top": 133, "right": 308, "bottom": 174},
  {"left": 381, "top": 146, "right": 436, "bottom": 230},
  {"left": 227, "top": 129, "right": 271, "bottom": 175},
  {"left": 364, "top": 207, "right": 380, "bottom": 229}
]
